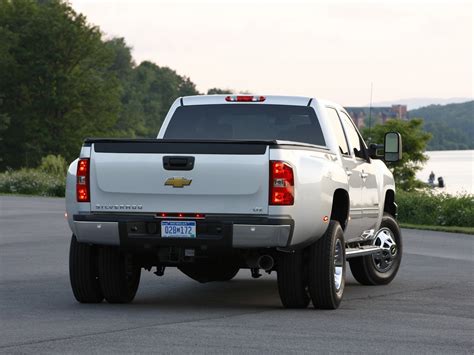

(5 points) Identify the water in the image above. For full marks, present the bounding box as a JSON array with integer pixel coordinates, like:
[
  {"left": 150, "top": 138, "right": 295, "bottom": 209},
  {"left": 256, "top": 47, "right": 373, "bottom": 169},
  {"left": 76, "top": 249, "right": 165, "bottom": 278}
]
[{"left": 416, "top": 150, "right": 474, "bottom": 195}]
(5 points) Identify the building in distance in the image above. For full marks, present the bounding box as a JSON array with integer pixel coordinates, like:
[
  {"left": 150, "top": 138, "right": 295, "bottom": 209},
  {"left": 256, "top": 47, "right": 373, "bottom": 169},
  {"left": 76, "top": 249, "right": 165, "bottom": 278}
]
[{"left": 345, "top": 105, "right": 408, "bottom": 129}]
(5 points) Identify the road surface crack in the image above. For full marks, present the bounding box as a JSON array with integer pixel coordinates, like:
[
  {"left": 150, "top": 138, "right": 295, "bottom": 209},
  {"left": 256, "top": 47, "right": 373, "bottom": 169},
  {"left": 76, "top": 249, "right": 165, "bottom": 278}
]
[{"left": 0, "top": 309, "right": 269, "bottom": 350}]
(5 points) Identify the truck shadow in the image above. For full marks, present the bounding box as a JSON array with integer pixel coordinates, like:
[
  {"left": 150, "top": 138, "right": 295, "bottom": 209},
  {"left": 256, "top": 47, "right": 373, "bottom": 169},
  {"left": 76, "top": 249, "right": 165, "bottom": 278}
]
[
  {"left": 133, "top": 277, "right": 280, "bottom": 310},
  {"left": 129, "top": 273, "right": 363, "bottom": 310}
]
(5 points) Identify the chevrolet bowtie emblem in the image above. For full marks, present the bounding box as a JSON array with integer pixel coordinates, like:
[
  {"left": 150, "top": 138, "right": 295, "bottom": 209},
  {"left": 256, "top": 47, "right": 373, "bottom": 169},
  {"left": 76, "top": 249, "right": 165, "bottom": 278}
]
[{"left": 164, "top": 177, "right": 192, "bottom": 188}]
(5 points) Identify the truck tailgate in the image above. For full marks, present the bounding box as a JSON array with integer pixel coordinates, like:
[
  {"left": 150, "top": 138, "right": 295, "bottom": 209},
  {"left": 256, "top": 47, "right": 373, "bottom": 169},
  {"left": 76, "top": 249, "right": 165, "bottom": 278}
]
[{"left": 88, "top": 140, "right": 270, "bottom": 215}]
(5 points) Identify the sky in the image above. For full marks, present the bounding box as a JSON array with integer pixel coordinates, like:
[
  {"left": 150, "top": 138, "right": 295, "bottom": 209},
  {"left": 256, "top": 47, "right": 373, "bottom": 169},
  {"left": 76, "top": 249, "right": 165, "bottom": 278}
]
[{"left": 71, "top": 0, "right": 473, "bottom": 106}]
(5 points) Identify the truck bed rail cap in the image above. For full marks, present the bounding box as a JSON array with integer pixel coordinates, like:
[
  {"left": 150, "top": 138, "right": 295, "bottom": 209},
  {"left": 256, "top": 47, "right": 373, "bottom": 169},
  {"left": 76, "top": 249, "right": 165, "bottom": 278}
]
[{"left": 83, "top": 138, "right": 278, "bottom": 146}]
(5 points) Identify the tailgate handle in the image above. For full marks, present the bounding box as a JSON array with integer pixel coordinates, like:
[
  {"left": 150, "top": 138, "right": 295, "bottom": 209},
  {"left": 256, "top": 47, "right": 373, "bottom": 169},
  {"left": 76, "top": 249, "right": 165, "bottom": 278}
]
[{"left": 163, "top": 156, "right": 195, "bottom": 171}]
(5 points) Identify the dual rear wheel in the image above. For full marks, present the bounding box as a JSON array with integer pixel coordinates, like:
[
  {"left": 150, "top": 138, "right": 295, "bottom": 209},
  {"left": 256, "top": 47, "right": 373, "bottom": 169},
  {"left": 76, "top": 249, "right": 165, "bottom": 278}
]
[
  {"left": 69, "top": 236, "right": 140, "bottom": 304},
  {"left": 277, "top": 221, "right": 345, "bottom": 309}
]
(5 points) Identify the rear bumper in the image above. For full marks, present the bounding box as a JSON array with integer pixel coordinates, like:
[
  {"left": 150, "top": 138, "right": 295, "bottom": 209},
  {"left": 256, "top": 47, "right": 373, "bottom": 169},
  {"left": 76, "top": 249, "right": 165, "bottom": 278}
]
[{"left": 73, "top": 214, "right": 293, "bottom": 249}]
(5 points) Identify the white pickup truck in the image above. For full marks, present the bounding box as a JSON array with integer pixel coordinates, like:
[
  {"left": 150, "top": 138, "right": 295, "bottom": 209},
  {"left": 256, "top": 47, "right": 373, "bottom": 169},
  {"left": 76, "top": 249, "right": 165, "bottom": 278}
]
[{"left": 66, "top": 95, "right": 403, "bottom": 309}]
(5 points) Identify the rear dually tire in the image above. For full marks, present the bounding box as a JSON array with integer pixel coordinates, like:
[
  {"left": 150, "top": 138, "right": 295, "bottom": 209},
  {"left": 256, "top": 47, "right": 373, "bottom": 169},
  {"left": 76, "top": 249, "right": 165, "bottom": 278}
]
[
  {"left": 308, "top": 221, "right": 346, "bottom": 309},
  {"left": 69, "top": 235, "right": 103, "bottom": 303},
  {"left": 98, "top": 246, "right": 141, "bottom": 304},
  {"left": 277, "top": 250, "right": 310, "bottom": 309}
]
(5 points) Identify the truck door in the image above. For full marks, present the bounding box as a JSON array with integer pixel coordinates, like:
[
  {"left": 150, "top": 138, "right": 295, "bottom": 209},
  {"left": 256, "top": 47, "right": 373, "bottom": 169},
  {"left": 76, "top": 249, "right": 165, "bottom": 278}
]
[
  {"left": 325, "top": 108, "right": 365, "bottom": 240},
  {"left": 338, "top": 111, "right": 380, "bottom": 232}
]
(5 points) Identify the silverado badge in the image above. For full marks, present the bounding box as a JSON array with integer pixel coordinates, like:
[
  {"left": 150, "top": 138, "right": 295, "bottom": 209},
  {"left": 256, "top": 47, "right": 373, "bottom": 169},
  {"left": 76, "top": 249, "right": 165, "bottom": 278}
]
[{"left": 164, "top": 177, "right": 192, "bottom": 188}]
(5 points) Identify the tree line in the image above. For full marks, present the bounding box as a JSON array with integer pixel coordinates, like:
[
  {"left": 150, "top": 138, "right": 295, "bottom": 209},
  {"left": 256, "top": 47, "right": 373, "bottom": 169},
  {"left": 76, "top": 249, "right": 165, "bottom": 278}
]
[
  {"left": 0, "top": 0, "right": 234, "bottom": 169},
  {"left": 409, "top": 101, "right": 474, "bottom": 151}
]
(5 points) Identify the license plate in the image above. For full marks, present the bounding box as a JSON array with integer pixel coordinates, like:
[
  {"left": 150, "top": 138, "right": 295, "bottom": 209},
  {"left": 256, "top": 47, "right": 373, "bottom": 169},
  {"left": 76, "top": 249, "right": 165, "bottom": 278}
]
[{"left": 161, "top": 221, "right": 196, "bottom": 238}]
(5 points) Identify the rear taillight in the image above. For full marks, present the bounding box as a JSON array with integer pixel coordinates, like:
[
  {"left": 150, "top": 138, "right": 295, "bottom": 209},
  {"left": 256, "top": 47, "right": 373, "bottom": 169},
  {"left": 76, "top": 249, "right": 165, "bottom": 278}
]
[
  {"left": 76, "top": 158, "right": 90, "bottom": 202},
  {"left": 269, "top": 161, "right": 294, "bottom": 205},
  {"left": 225, "top": 95, "right": 266, "bottom": 102}
]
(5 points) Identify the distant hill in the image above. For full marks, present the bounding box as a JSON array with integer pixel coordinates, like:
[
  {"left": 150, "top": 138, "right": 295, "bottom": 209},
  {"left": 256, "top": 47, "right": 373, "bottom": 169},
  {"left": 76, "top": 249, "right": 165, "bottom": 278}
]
[
  {"left": 371, "top": 97, "right": 471, "bottom": 110},
  {"left": 409, "top": 101, "right": 474, "bottom": 150}
]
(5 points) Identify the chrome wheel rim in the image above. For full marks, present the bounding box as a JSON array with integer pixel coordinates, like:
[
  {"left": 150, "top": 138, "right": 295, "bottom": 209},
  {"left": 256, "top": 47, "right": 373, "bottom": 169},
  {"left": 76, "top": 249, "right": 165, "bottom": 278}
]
[
  {"left": 372, "top": 227, "right": 397, "bottom": 272},
  {"left": 334, "top": 239, "right": 343, "bottom": 291}
]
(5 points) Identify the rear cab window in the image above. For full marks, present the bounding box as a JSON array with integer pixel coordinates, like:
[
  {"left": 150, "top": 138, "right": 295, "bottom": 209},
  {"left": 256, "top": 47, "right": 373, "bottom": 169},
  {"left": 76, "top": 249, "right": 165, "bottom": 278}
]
[{"left": 164, "top": 104, "right": 326, "bottom": 146}]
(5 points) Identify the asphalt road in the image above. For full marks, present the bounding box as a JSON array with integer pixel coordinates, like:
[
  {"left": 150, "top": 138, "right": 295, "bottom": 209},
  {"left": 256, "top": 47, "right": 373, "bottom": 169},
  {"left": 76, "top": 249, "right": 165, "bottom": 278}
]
[{"left": 1, "top": 195, "right": 473, "bottom": 354}]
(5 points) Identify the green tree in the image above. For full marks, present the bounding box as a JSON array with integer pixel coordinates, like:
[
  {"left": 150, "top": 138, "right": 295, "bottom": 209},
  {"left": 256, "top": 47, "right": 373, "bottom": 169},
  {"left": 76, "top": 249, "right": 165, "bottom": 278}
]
[
  {"left": 0, "top": 0, "right": 205, "bottom": 169},
  {"left": 0, "top": 0, "right": 121, "bottom": 168},
  {"left": 105, "top": 37, "right": 134, "bottom": 82},
  {"left": 361, "top": 118, "right": 432, "bottom": 191},
  {"left": 124, "top": 61, "right": 199, "bottom": 137},
  {"left": 207, "top": 88, "right": 233, "bottom": 95},
  {"left": 0, "top": 113, "right": 10, "bottom": 163},
  {"left": 104, "top": 37, "right": 147, "bottom": 137},
  {"left": 410, "top": 101, "right": 473, "bottom": 150}
]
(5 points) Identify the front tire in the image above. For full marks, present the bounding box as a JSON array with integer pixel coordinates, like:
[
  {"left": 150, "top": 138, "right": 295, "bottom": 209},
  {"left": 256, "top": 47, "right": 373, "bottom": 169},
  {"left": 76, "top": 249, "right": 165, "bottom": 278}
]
[
  {"left": 349, "top": 213, "right": 402, "bottom": 285},
  {"left": 69, "top": 235, "right": 103, "bottom": 303},
  {"left": 308, "top": 221, "right": 346, "bottom": 309},
  {"left": 277, "top": 250, "right": 310, "bottom": 308},
  {"left": 98, "top": 247, "right": 141, "bottom": 303}
]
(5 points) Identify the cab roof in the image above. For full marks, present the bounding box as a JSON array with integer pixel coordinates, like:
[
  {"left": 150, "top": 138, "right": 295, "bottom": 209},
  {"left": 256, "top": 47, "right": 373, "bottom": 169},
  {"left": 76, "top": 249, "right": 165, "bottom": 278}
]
[
  {"left": 182, "top": 95, "right": 312, "bottom": 106},
  {"left": 181, "top": 95, "right": 345, "bottom": 111}
]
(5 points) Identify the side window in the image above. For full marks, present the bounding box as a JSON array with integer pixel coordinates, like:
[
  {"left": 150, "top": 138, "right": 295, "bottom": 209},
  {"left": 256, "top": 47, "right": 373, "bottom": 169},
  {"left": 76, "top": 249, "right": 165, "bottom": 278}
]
[
  {"left": 326, "top": 107, "right": 349, "bottom": 155},
  {"left": 339, "top": 111, "right": 366, "bottom": 160}
]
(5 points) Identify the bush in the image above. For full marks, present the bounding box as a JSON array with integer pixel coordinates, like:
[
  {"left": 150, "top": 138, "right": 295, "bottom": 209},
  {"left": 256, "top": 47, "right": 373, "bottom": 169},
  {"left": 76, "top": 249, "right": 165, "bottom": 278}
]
[
  {"left": 397, "top": 190, "right": 474, "bottom": 227},
  {"left": 39, "top": 155, "right": 68, "bottom": 177},
  {"left": 0, "top": 168, "right": 65, "bottom": 197}
]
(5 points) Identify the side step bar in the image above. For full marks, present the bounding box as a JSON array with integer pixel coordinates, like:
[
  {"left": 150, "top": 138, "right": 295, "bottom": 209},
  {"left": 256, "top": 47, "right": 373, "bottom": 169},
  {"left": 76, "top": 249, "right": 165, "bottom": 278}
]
[{"left": 345, "top": 245, "right": 382, "bottom": 259}]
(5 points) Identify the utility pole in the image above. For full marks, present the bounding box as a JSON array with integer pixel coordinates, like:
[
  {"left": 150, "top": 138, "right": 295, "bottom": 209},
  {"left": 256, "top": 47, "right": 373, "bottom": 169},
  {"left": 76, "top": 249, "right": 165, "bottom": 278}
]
[{"left": 368, "top": 82, "right": 373, "bottom": 143}]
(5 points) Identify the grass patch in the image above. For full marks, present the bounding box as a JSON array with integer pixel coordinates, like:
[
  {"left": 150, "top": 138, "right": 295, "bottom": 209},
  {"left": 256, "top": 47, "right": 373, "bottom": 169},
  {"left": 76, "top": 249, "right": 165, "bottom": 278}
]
[{"left": 400, "top": 223, "right": 474, "bottom": 235}]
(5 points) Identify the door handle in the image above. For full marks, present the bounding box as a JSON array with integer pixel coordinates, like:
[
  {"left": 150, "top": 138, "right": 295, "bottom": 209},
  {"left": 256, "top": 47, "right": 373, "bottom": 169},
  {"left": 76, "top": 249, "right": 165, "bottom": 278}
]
[
  {"left": 163, "top": 156, "right": 195, "bottom": 171},
  {"left": 345, "top": 169, "right": 352, "bottom": 177}
]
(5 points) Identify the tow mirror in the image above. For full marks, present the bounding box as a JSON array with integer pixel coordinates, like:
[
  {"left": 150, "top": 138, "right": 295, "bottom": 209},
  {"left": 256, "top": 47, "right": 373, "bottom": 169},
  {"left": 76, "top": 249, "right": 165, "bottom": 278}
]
[{"left": 384, "top": 132, "right": 402, "bottom": 162}]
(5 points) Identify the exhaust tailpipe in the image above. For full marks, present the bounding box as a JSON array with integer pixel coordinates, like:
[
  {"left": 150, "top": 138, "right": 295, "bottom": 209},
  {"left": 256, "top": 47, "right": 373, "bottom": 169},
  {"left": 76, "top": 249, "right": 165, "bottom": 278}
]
[{"left": 257, "top": 255, "right": 274, "bottom": 271}]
